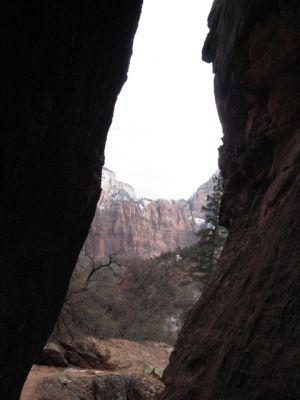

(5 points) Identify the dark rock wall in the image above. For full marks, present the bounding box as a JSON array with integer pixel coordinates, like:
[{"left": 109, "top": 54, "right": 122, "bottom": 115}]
[
  {"left": 0, "top": 2, "right": 142, "bottom": 399},
  {"left": 161, "top": 1, "right": 300, "bottom": 399}
]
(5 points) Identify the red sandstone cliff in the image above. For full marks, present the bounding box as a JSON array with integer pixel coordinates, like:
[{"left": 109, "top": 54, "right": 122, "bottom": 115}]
[{"left": 85, "top": 168, "right": 211, "bottom": 258}]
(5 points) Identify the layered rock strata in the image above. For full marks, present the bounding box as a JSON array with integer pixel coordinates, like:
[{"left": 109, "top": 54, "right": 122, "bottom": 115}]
[
  {"left": 160, "top": 1, "right": 300, "bottom": 399},
  {"left": 0, "top": 2, "right": 142, "bottom": 399},
  {"left": 85, "top": 168, "right": 209, "bottom": 258}
]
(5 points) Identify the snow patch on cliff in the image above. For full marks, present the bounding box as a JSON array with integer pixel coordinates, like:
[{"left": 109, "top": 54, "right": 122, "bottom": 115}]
[
  {"left": 101, "top": 168, "right": 136, "bottom": 201},
  {"left": 194, "top": 218, "right": 205, "bottom": 226}
]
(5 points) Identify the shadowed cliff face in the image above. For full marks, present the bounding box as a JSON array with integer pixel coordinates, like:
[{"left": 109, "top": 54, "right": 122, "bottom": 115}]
[
  {"left": 161, "top": 1, "right": 300, "bottom": 399},
  {"left": 0, "top": 2, "right": 142, "bottom": 399}
]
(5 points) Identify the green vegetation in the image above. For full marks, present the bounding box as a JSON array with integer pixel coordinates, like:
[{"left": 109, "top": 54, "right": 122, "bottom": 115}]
[
  {"left": 161, "top": 173, "right": 228, "bottom": 288},
  {"left": 190, "top": 173, "right": 227, "bottom": 285}
]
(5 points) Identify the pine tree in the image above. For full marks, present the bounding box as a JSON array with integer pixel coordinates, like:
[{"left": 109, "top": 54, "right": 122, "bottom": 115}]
[{"left": 191, "top": 173, "right": 227, "bottom": 286}]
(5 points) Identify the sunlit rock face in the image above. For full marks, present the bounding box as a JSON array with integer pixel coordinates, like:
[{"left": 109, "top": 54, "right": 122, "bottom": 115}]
[
  {"left": 0, "top": 2, "right": 142, "bottom": 399},
  {"left": 161, "top": 1, "right": 300, "bottom": 399},
  {"left": 85, "top": 168, "right": 209, "bottom": 258}
]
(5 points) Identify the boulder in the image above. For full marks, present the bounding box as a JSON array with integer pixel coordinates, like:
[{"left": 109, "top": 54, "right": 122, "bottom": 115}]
[
  {"left": 23, "top": 370, "right": 163, "bottom": 400},
  {"left": 61, "top": 339, "right": 112, "bottom": 370},
  {"left": 36, "top": 343, "right": 68, "bottom": 368}
]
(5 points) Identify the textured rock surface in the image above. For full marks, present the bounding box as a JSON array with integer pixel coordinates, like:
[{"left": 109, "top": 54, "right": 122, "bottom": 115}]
[
  {"left": 160, "top": 1, "right": 300, "bottom": 399},
  {"left": 0, "top": 2, "right": 142, "bottom": 399},
  {"left": 36, "top": 339, "right": 111, "bottom": 370},
  {"left": 22, "top": 339, "right": 170, "bottom": 400},
  {"left": 35, "top": 338, "right": 172, "bottom": 373},
  {"left": 23, "top": 372, "right": 163, "bottom": 400},
  {"left": 85, "top": 168, "right": 209, "bottom": 258}
]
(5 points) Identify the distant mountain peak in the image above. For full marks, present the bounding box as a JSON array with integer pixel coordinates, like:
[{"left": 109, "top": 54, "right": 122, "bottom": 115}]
[{"left": 101, "top": 167, "right": 136, "bottom": 202}]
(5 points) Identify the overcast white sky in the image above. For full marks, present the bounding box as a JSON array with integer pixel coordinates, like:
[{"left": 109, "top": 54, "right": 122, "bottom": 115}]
[{"left": 105, "top": 0, "right": 222, "bottom": 200}]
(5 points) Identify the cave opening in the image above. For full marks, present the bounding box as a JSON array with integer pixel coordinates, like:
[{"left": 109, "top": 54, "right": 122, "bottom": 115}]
[
  {"left": 66, "top": 1, "right": 224, "bottom": 341},
  {"left": 2, "top": 0, "right": 298, "bottom": 398},
  {"left": 39, "top": 0, "right": 225, "bottom": 346},
  {"left": 23, "top": 0, "right": 224, "bottom": 387},
  {"left": 94, "top": 0, "right": 225, "bottom": 342},
  {"left": 21, "top": 0, "right": 226, "bottom": 398}
]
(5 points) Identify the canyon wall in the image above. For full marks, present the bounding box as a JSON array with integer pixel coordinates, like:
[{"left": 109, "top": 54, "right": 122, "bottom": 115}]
[
  {"left": 0, "top": 2, "right": 142, "bottom": 399},
  {"left": 160, "top": 1, "right": 300, "bottom": 399},
  {"left": 85, "top": 168, "right": 210, "bottom": 258}
]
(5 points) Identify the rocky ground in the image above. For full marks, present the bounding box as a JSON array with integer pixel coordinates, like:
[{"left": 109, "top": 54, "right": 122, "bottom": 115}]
[{"left": 21, "top": 338, "right": 171, "bottom": 399}]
